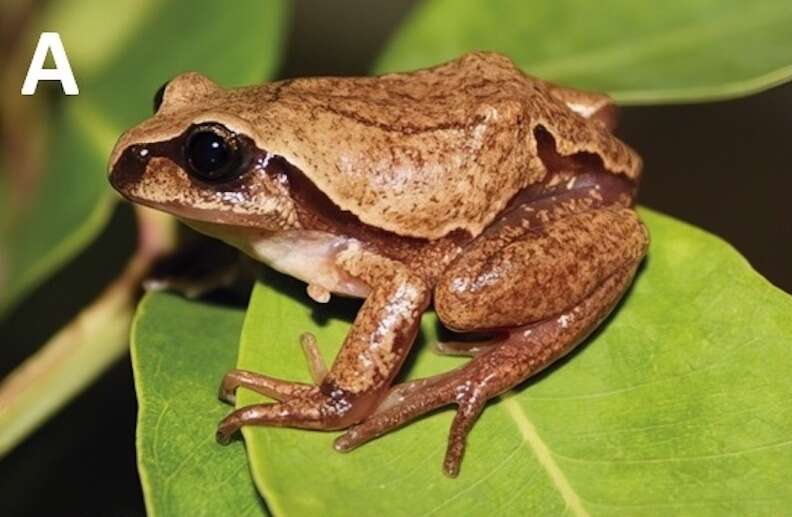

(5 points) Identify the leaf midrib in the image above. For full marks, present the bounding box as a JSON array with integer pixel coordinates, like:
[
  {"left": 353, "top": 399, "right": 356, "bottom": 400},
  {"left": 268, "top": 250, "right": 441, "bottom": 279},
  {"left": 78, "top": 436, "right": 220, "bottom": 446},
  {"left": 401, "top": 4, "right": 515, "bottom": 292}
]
[{"left": 502, "top": 397, "right": 590, "bottom": 517}]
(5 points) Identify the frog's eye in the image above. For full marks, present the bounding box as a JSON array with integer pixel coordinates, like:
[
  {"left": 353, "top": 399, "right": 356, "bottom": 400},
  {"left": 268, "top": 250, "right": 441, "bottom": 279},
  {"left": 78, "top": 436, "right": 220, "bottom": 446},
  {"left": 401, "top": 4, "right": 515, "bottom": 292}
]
[
  {"left": 153, "top": 81, "right": 169, "bottom": 114},
  {"left": 184, "top": 123, "right": 244, "bottom": 182}
]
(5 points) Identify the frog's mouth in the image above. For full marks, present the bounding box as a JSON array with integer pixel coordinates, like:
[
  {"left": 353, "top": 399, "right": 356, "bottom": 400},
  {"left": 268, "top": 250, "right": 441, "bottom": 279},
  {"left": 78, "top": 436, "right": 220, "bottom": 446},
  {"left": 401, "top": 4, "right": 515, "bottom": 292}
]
[
  {"left": 115, "top": 192, "right": 296, "bottom": 235},
  {"left": 117, "top": 191, "right": 276, "bottom": 229}
]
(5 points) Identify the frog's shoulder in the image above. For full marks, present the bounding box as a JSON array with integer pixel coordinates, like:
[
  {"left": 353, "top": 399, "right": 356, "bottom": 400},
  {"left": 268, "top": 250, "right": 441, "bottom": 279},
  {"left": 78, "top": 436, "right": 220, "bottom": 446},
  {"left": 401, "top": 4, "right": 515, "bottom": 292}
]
[{"left": 247, "top": 52, "right": 639, "bottom": 239}]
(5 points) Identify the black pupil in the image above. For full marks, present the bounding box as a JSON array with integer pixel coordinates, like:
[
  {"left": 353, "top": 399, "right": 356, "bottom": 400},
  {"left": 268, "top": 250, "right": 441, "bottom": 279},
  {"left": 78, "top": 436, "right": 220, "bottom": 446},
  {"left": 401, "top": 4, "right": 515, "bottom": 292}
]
[{"left": 186, "top": 130, "right": 234, "bottom": 180}]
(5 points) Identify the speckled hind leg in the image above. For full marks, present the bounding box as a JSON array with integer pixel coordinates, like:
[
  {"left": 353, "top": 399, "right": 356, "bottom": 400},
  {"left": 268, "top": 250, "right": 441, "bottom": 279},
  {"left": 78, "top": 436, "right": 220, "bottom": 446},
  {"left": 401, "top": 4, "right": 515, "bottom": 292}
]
[
  {"left": 433, "top": 337, "right": 500, "bottom": 357},
  {"left": 337, "top": 197, "right": 649, "bottom": 476},
  {"left": 335, "top": 265, "right": 637, "bottom": 477}
]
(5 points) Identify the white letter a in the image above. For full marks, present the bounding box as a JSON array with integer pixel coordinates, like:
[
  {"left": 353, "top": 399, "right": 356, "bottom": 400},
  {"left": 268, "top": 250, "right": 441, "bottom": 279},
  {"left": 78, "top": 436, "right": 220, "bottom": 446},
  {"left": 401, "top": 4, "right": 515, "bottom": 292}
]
[{"left": 21, "top": 32, "right": 79, "bottom": 95}]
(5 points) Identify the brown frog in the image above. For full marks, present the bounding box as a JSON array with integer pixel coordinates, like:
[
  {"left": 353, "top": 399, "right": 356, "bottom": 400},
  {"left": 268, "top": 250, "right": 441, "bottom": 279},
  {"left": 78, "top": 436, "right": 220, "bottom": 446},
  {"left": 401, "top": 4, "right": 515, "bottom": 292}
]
[{"left": 108, "top": 51, "right": 648, "bottom": 477}]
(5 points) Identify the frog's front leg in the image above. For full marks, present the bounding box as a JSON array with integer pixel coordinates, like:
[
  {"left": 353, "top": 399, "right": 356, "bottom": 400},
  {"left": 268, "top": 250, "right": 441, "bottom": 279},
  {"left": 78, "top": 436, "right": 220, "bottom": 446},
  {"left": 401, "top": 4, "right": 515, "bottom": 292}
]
[
  {"left": 336, "top": 204, "right": 649, "bottom": 476},
  {"left": 216, "top": 248, "right": 429, "bottom": 442}
]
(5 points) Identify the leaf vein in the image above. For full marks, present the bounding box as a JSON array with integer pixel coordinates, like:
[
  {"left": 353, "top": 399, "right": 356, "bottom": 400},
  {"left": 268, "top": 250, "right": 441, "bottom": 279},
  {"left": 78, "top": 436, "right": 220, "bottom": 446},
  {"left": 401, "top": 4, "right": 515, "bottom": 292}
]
[
  {"left": 421, "top": 441, "right": 525, "bottom": 516},
  {"left": 502, "top": 398, "right": 589, "bottom": 517}
]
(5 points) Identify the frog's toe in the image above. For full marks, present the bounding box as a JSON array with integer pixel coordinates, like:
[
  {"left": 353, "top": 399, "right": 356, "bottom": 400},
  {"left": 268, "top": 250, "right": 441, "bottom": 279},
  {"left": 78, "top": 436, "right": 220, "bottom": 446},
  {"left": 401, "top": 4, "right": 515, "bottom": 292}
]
[
  {"left": 216, "top": 403, "right": 284, "bottom": 444},
  {"left": 217, "top": 333, "right": 328, "bottom": 406},
  {"left": 218, "top": 369, "right": 243, "bottom": 404},
  {"left": 217, "top": 388, "right": 359, "bottom": 443},
  {"left": 218, "top": 368, "right": 314, "bottom": 405},
  {"left": 443, "top": 397, "right": 487, "bottom": 477},
  {"left": 299, "top": 332, "right": 328, "bottom": 384},
  {"left": 216, "top": 418, "right": 237, "bottom": 445}
]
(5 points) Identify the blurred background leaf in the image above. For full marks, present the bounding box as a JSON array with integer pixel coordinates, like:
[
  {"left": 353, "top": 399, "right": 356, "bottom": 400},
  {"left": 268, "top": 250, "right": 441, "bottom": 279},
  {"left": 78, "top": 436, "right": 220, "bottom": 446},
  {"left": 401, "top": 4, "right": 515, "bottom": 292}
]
[
  {"left": 376, "top": 0, "right": 792, "bottom": 104},
  {"left": 132, "top": 292, "right": 268, "bottom": 517},
  {"left": 0, "top": 0, "right": 289, "bottom": 463},
  {"left": 0, "top": 0, "right": 289, "bottom": 317}
]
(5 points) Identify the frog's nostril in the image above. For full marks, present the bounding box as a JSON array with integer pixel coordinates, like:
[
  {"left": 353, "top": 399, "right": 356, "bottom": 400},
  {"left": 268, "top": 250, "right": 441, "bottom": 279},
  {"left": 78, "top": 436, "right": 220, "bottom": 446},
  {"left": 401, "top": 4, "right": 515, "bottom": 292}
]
[
  {"left": 109, "top": 145, "right": 149, "bottom": 192},
  {"left": 133, "top": 145, "right": 152, "bottom": 162}
]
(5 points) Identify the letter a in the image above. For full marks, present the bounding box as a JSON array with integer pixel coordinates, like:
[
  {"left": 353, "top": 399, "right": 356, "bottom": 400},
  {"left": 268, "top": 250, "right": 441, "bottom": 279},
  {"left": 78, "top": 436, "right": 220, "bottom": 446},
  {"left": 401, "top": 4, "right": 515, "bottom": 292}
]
[{"left": 21, "top": 32, "right": 79, "bottom": 95}]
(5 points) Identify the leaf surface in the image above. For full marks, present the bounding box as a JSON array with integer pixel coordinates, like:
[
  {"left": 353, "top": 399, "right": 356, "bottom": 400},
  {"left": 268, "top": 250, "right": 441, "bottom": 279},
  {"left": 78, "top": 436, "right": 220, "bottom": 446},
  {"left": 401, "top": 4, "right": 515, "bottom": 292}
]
[{"left": 132, "top": 292, "right": 268, "bottom": 517}]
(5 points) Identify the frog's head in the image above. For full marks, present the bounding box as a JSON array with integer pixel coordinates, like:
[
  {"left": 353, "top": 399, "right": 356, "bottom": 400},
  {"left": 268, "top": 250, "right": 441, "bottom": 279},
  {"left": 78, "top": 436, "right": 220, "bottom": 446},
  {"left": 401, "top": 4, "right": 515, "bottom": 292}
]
[{"left": 108, "top": 72, "right": 299, "bottom": 232}]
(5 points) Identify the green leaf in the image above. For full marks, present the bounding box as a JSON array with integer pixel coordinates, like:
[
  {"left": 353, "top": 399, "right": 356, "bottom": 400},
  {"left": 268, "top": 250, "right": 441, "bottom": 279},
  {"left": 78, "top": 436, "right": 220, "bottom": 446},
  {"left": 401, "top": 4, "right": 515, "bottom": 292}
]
[
  {"left": 376, "top": 0, "right": 792, "bottom": 104},
  {"left": 0, "top": 0, "right": 289, "bottom": 317},
  {"left": 132, "top": 292, "right": 268, "bottom": 517},
  {"left": 231, "top": 208, "right": 792, "bottom": 516}
]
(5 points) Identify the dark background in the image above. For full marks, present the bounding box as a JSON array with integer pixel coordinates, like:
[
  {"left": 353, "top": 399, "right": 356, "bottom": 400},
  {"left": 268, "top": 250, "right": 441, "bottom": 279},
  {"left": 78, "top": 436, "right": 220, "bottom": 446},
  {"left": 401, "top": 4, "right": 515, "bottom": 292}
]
[{"left": 1, "top": 0, "right": 790, "bottom": 515}]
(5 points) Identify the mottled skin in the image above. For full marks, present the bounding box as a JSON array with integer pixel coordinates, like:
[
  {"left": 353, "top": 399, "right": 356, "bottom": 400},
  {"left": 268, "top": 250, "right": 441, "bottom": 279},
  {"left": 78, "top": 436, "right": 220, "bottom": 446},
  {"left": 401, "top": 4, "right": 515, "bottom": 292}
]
[{"left": 108, "top": 52, "right": 649, "bottom": 477}]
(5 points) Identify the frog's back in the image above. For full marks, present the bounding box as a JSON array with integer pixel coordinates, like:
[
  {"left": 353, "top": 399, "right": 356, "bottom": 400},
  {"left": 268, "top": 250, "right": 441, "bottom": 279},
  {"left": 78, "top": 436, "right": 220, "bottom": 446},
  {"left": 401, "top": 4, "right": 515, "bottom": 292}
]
[{"left": 250, "top": 52, "right": 639, "bottom": 239}]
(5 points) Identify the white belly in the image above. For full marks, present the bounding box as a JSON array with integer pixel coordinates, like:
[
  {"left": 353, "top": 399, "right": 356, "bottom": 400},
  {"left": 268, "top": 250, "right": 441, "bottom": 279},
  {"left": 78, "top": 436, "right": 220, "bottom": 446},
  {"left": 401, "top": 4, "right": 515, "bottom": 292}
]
[
  {"left": 244, "top": 230, "right": 370, "bottom": 299},
  {"left": 182, "top": 220, "right": 371, "bottom": 300}
]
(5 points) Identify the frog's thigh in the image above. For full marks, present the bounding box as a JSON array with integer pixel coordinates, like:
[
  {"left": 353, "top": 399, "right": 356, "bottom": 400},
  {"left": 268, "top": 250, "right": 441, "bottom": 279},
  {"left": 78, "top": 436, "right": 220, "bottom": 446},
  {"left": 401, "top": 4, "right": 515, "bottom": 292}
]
[{"left": 435, "top": 206, "right": 648, "bottom": 332}]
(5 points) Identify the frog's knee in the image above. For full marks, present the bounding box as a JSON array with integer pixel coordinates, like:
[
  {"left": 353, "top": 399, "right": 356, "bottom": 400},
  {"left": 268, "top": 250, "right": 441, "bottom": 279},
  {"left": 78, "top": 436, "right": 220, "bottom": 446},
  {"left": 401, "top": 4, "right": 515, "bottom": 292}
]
[
  {"left": 434, "top": 277, "right": 485, "bottom": 332},
  {"left": 434, "top": 256, "right": 544, "bottom": 332}
]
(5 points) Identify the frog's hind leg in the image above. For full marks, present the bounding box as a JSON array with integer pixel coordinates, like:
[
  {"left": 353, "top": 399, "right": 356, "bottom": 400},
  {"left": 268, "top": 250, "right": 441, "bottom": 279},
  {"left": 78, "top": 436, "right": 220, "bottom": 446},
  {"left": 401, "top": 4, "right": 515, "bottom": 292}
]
[
  {"left": 335, "top": 264, "right": 637, "bottom": 477},
  {"left": 337, "top": 197, "right": 649, "bottom": 476},
  {"left": 433, "top": 336, "right": 500, "bottom": 357}
]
